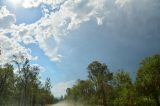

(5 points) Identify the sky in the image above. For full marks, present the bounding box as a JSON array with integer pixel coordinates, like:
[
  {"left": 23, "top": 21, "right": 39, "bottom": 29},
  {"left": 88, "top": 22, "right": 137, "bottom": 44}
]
[{"left": 0, "top": 0, "right": 160, "bottom": 97}]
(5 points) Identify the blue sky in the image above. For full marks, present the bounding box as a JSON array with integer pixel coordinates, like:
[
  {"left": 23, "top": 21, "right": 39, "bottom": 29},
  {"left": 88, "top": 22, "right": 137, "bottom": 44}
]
[{"left": 0, "top": 0, "right": 160, "bottom": 97}]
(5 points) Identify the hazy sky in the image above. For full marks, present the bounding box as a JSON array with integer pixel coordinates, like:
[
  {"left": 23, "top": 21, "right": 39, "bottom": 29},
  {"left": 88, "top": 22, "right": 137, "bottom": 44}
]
[{"left": 0, "top": 0, "right": 160, "bottom": 97}]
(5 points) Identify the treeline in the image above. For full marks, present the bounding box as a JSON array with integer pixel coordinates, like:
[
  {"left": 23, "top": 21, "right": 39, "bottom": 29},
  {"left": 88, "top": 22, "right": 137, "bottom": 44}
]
[
  {"left": 65, "top": 54, "right": 160, "bottom": 106},
  {"left": 0, "top": 55, "right": 55, "bottom": 106}
]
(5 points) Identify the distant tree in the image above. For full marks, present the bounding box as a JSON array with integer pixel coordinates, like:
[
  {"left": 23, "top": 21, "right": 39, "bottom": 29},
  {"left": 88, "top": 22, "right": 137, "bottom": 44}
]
[
  {"left": 88, "top": 61, "right": 113, "bottom": 106},
  {"left": 60, "top": 95, "right": 64, "bottom": 101},
  {"left": 136, "top": 54, "right": 160, "bottom": 106},
  {"left": 66, "top": 88, "right": 71, "bottom": 96},
  {"left": 44, "top": 78, "right": 52, "bottom": 92},
  {"left": 40, "top": 78, "right": 54, "bottom": 105},
  {"left": 65, "top": 79, "right": 95, "bottom": 104}
]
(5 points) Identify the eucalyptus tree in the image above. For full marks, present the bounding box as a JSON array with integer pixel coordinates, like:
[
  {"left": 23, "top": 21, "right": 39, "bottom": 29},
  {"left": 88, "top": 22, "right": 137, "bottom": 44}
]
[
  {"left": 87, "top": 61, "right": 113, "bottom": 106},
  {"left": 136, "top": 54, "right": 160, "bottom": 106},
  {"left": 0, "top": 54, "right": 55, "bottom": 106},
  {"left": 12, "top": 55, "right": 42, "bottom": 106},
  {"left": 0, "top": 64, "right": 14, "bottom": 105},
  {"left": 15, "top": 59, "right": 40, "bottom": 106},
  {"left": 113, "top": 70, "right": 136, "bottom": 106},
  {"left": 43, "top": 78, "right": 54, "bottom": 104}
]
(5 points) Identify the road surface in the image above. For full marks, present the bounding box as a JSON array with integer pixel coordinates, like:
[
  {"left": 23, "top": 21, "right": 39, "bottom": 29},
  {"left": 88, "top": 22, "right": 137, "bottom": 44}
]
[{"left": 52, "top": 101, "right": 84, "bottom": 106}]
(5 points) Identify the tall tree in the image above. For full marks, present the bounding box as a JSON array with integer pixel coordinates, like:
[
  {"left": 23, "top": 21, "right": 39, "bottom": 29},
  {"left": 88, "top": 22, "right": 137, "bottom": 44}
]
[
  {"left": 113, "top": 70, "right": 135, "bottom": 106},
  {"left": 136, "top": 54, "right": 160, "bottom": 106},
  {"left": 0, "top": 64, "right": 14, "bottom": 105},
  {"left": 13, "top": 56, "right": 45, "bottom": 106},
  {"left": 15, "top": 59, "right": 40, "bottom": 106},
  {"left": 87, "top": 61, "right": 113, "bottom": 106},
  {"left": 0, "top": 55, "right": 55, "bottom": 106}
]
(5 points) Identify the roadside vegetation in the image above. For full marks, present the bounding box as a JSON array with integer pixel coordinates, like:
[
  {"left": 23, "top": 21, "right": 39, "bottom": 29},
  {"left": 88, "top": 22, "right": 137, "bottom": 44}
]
[
  {"left": 0, "top": 54, "right": 159, "bottom": 106},
  {"left": 65, "top": 54, "right": 160, "bottom": 106},
  {"left": 0, "top": 55, "right": 56, "bottom": 106}
]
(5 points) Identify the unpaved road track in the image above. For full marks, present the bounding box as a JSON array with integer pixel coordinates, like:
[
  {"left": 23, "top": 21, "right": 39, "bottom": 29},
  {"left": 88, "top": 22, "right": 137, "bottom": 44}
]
[{"left": 52, "top": 101, "right": 84, "bottom": 106}]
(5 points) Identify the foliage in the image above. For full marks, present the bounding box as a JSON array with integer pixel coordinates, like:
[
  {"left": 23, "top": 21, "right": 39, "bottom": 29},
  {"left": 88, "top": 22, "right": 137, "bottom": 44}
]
[
  {"left": 65, "top": 54, "right": 160, "bottom": 106},
  {"left": 0, "top": 64, "right": 14, "bottom": 105},
  {"left": 0, "top": 56, "right": 54, "bottom": 106},
  {"left": 113, "top": 70, "right": 136, "bottom": 106},
  {"left": 136, "top": 54, "right": 160, "bottom": 106},
  {"left": 1, "top": 53, "right": 160, "bottom": 106},
  {"left": 88, "top": 61, "right": 113, "bottom": 106}
]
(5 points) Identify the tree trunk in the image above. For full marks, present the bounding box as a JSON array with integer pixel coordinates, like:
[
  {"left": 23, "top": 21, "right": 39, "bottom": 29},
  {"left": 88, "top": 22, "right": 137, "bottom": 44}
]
[
  {"left": 102, "top": 83, "right": 107, "bottom": 106},
  {"left": 32, "top": 95, "right": 35, "bottom": 106},
  {"left": 24, "top": 85, "right": 27, "bottom": 106},
  {"left": 155, "top": 96, "right": 160, "bottom": 106}
]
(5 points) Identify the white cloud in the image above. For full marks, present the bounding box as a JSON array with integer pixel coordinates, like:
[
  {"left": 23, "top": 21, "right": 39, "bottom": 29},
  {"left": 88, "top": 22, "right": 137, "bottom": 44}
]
[
  {"left": 22, "top": 0, "right": 65, "bottom": 8},
  {"left": 22, "top": 35, "right": 36, "bottom": 44},
  {"left": 0, "top": 0, "right": 117, "bottom": 63},
  {"left": 0, "top": 6, "right": 16, "bottom": 28},
  {"left": 96, "top": 17, "right": 104, "bottom": 25},
  {"left": 115, "top": 0, "right": 130, "bottom": 7},
  {"left": 0, "top": 6, "right": 10, "bottom": 18},
  {"left": 0, "top": 35, "right": 34, "bottom": 65},
  {"left": 1, "top": 0, "right": 158, "bottom": 64},
  {"left": 52, "top": 80, "right": 76, "bottom": 97}
]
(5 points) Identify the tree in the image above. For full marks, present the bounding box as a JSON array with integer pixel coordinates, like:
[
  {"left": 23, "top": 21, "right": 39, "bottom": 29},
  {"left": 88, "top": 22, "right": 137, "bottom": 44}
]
[
  {"left": 13, "top": 56, "right": 54, "bottom": 106},
  {"left": 136, "top": 54, "right": 160, "bottom": 106},
  {"left": 44, "top": 78, "right": 52, "bottom": 92},
  {"left": 66, "top": 88, "right": 71, "bottom": 96},
  {"left": 0, "top": 64, "right": 14, "bottom": 105},
  {"left": 43, "top": 78, "right": 54, "bottom": 104},
  {"left": 0, "top": 54, "right": 55, "bottom": 106},
  {"left": 114, "top": 70, "right": 132, "bottom": 87},
  {"left": 87, "top": 61, "right": 113, "bottom": 106},
  {"left": 15, "top": 59, "right": 41, "bottom": 106},
  {"left": 113, "top": 70, "right": 135, "bottom": 106},
  {"left": 65, "top": 79, "right": 95, "bottom": 105}
]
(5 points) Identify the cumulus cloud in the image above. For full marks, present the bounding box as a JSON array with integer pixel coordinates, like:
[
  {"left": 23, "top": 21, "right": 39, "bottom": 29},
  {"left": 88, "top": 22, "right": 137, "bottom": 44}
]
[
  {"left": 1, "top": 0, "right": 109, "bottom": 63},
  {"left": 0, "top": 6, "right": 16, "bottom": 28},
  {"left": 57, "top": 0, "right": 160, "bottom": 77},
  {"left": 1, "top": 0, "right": 103, "bottom": 62},
  {"left": 0, "top": 35, "right": 34, "bottom": 65},
  {"left": 22, "top": 0, "right": 65, "bottom": 8},
  {"left": 22, "top": 35, "right": 36, "bottom": 44},
  {"left": 1, "top": 0, "right": 160, "bottom": 65},
  {"left": 0, "top": 6, "right": 11, "bottom": 18}
]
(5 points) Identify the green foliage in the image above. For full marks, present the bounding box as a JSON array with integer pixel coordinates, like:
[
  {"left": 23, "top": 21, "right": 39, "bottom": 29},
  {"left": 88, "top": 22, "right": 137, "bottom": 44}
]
[
  {"left": 1, "top": 53, "right": 160, "bottom": 106},
  {"left": 136, "top": 54, "right": 160, "bottom": 106},
  {"left": 0, "top": 57, "right": 55, "bottom": 106},
  {"left": 65, "top": 79, "right": 95, "bottom": 104},
  {"left": 113, "top": 70, "right": 132, "bottom": 87},
  {"left": 88, "top": 61, "right": 113, "bottom": 106},
  {"left": 0, "top": 64, "right": 14, "bottom": 105},
  {"left": 65, "top": 54, "right": 160, "bottom": 106},
  {"left": 113, "top": 70, "right": 136, "bottom": 106}
]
